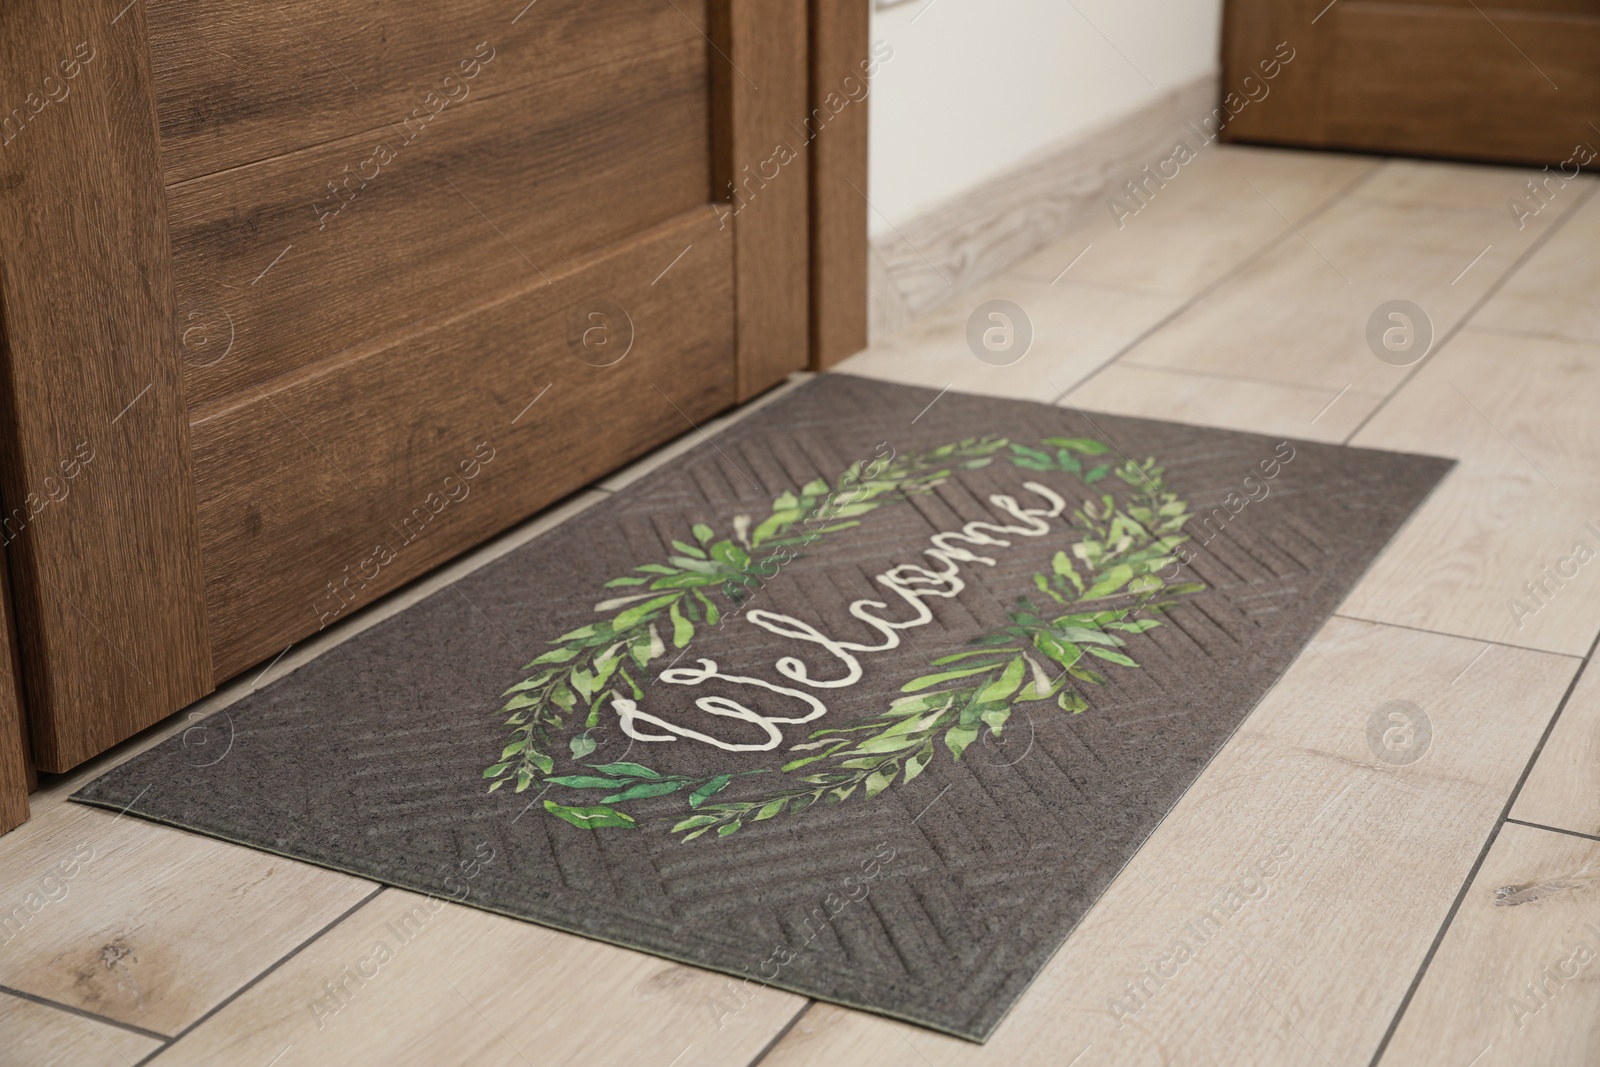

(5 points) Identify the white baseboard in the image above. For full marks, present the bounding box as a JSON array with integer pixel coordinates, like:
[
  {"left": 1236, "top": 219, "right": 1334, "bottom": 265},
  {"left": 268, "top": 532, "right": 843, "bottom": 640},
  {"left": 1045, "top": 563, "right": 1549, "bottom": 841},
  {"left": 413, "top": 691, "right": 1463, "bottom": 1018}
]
[{"left": 868, "top": 71, "right": 1220, "bottom": 342}]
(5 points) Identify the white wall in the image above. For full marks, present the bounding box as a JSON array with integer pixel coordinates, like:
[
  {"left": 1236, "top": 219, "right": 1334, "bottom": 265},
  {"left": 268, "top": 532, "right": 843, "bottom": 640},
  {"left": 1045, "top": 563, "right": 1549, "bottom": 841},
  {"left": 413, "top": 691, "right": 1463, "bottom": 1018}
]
[{"left": 867, "top": 0, "right": 1223, "bottom": 236}]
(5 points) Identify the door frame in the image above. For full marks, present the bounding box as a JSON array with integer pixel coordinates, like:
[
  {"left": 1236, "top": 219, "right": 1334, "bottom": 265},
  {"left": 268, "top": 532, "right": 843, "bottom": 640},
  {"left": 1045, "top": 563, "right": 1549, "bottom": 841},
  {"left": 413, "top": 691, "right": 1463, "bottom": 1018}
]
[{"left": 0, "top": 0, "right": 871, "bottom": 825}]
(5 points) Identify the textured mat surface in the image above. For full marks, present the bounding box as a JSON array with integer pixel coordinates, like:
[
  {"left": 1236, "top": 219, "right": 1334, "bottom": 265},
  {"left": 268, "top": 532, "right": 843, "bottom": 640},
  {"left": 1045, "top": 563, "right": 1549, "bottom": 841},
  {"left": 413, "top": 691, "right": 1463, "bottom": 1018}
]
[{"left": 76, "top": 375, "right": 1453, "bottom": 1040}]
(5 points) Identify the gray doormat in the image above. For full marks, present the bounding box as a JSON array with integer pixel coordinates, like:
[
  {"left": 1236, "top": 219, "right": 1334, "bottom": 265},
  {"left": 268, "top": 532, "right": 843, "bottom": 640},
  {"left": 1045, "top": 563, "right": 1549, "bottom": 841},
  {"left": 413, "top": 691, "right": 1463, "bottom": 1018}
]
[{"left": 75, "top": 375, "right": 1452, "bottom": 1041}]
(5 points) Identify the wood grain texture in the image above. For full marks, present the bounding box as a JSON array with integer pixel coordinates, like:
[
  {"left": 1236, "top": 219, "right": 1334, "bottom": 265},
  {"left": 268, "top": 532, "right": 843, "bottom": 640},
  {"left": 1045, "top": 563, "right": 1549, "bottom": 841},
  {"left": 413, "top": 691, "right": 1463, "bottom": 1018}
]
[
  {"left": 711, "top": 0, "right": 813, "bottom": 398},
  {"left": 0, "top": 799, "right": 375, "bottom": 1035},
  {"left": 1318, "top": 6, "right": 1600, "bottom": 166},
  {"left": 835, "top": 276, "right": 1183, "bottom": 401},
  {"left": 1122, "top": 179, "right": 1567, "bottom": 394},
  {"left": 1218, "top": 0, "right": 1324, "bottom": 147},
  {"left": 0, "top": 0, "right": 213, "bottom": 772},
  {"left": 1008, "top": 145, "right": 1377, "bottom": 299},
  {"left": 1223, "top": 0, "right": 1600, "bottom": 166},
  {"left": 147, "top": 0, "right": 704, "bottom": 184},
  {"left": 0, "top": 992, "right": 163, "bottom": 1066},
  {"left": 172, "top": 40, "right": 712, "bottom": 412},
  {"left": 1474, "top": 190, "right": 1600, "bottom": 345},
  {"left": 1381, "top": 821, "right": 1600, "bottom": 1067},
  {"left": 758, "top": 618, "right": 1578, "bottom": 1066},
  {"left": 870, "top": 73, "right": 1217, "bottom": 338},
  {"left": 1343, "top": 328, "right": 1600, "bottom": 656},
  {"left": 1512, "top": 658, "right": 1600, "bottom": 837},
  {"left": 807, "top": 0, "right": 871, "bottom": 368},
  {"left": 0, "top": 551, "right": 32, "bottom": 833},
  {"left": 192, "top": 209, "right": 736, "bottom": 681},
  {"left": 153, "top": 888, "right": 805, "bottom": 1065},
  {"left": 1068, "top": 363, "right": 1385, "bottom": 444}
]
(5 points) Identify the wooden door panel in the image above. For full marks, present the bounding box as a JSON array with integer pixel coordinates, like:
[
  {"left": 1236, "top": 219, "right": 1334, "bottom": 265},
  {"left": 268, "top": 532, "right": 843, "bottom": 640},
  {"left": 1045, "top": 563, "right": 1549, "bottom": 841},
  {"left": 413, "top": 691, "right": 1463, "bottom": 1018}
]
[
  {"left": 1370, "top": 0, "right": 1599, "bottom": 12},
  {"left": 0, "top": 556, "right": 32, "bottom": 832},
  {"left": 0, "top": 0, "right": 213, "bottom": 772},
  {"left": 172, "top": 41, "right": 712, "bottom": 412},
  {"left": 148, "top": 0, "right": 702, "bottom": 184},
  {"left": 0, "top": 0, "right": 807, "bottom": 778},
  {"left": 1222, "top": 0, "right": 1600, "bottom": 166},
  {"left": 192, "top": 208, "right": 735, "bottom": 679},
  {"left": 1319, "top": 6, "right": 1600, "bottom": 164}
]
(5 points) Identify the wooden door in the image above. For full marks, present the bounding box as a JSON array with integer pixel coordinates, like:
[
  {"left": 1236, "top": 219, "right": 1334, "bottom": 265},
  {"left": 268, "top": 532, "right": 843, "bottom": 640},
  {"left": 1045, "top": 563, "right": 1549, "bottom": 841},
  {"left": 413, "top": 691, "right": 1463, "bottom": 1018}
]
[
  {"left": 0, "top": 0, "right": 809, "bottom": 773},
  {"left": 1221, "top": 0, "right": 1600, "bottom": 167}
]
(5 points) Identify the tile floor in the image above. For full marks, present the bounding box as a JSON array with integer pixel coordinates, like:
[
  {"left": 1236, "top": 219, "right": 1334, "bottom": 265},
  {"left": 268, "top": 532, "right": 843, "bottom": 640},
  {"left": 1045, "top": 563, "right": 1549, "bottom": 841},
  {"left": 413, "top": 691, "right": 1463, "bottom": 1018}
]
[{"left": 5, "top": 144, "right": 1600, "bottom": 1066}]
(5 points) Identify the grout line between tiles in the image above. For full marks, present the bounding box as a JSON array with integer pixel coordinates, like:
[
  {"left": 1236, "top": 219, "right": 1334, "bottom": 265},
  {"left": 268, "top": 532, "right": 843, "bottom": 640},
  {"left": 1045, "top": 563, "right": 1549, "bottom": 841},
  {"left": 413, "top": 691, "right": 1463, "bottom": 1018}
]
[
  {"left": 745, "top": 999, "right": 815, "bottom": 1066},
  {"left": 1367, "top": 628, "right": 1600, "bottom": 1066},
  {"left": 1342, "top": 181, "right": 1600, "bottom": 446},
  {"left": 0, "top": 982, "right": 173, "bottom": 1043},
  {"left": 1504, "top": 817, "right": 1600, "bottom": 845},
  {"left": 1051, "top": 160, "right": 1386, "bottom": 405},
  {"left": 1115, "top": 359, "right": 1381, "bottom": 397},
  {"left": 1328, "top": 613, "right": 1586, "bottom": 660},
  {"left": 134, "top": 885, "right": 388, "bottom": 1065}
]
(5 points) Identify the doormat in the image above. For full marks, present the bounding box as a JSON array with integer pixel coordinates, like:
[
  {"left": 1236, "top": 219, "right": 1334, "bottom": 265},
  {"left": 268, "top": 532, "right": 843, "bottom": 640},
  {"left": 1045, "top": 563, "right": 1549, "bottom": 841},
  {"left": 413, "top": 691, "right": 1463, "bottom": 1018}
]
[{"left": 75, "top": 375, "right": 1452, "bottom": 1041}]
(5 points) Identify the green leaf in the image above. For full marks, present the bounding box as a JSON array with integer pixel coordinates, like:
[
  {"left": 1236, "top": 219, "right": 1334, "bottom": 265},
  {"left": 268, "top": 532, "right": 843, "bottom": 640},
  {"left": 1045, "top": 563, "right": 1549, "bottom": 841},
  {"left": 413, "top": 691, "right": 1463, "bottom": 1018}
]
[
  {"left": 975, "top": 656, "right": 1025, "bottom": 704},
  {"left": 945, "top": 724, "right": 980, "bottom": 760},
  {"left": 710, "top": 541, "right": 753, "bottom": 571},
  {"left": 864, "top": 768, "right": 896, "bottom": 799},
  {"left": 669, "top": 600, "right": 694, "bottom": 648},
  {"left": 753, "top": 799, "right": 787, "bottom": 821},
  {"left": 672, "top": 813, "right": 722, "bottom": 833},
  {"left": 604, "top": 575, "right": 650, "bottom": 587},
  {"left": 1032, "top": 631, "right": 1084, "bottom": 670},
  {"left": 671, "top": 539, "right": 707, "bottom": 559},
  {"left": 1087, "top": 647, "right": 1139, "bottom": 667},
  {"left": 1058, "top": 689, "right": 1089, "bottom": 713},
  {"left": 527, "top": 645, "right": 581, "bottom": 667},
  {"left": 544, "top": 800, "right": 636, "bottom": 830},
  {"left": 1083, "top": 464, "right": 1110, "bottom": 484},
  {"left": 689, "top": 774, "right": 735, "bottom": 808},
  {"left": 601, "top": 780, "right": 690, "bottom": 803},
  {"left": 612, "top": 594, "right": 681, "bottom": 631},
  {"left": 930, "top": 647, "right": 1015, "bottom": 666},
  {"left": 569, "top": 734, "right": 598, "bottom": 759},
  {"left": 588, "top": 761, "right": 665, "bottom": 780},
  {"left": 1042, "top": 436, "right": 1110, "bottom": 454},
  {"left": 901, "top": 663, "right": 998, "bottom": 692},
  {"left": 692, "top": 589, "right": 721, "bottom": 625},
  {"left": 902, "top": 742, "right": 935, "bottom": 784},
  {"left": 980, "top": 705, "right": 1011, "bottom": 734},
  {"left": 717, "top": 820, "right": 743, "bottom": 837},
  {"left": 1083, "top": 564, "right": 1134, "bottom": 600},
  {"left": 1106, "top": 618, "right": 1162, "bottom": 633},
  {"left": 544, "top": 775, "right": 627, "bottom": 789},
  {"left": 692, "top": 523, "right": 715, "bottom": 544},
  {"left": 1051, "top": 551, "right": 1085, "bottom": 594},
  {"left": 483, "top": 762, "right": 511, "bottom": 778},
  {"left": 850, "top": 733, "right": 928, "bottom": 755}
]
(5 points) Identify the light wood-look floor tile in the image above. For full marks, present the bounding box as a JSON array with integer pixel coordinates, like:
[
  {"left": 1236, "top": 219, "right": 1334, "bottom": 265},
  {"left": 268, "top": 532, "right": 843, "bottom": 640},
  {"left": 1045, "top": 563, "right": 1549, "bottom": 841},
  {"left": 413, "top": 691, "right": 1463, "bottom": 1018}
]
[
  {"left": 759, "top": 618, "right": 1577, "bottom": 1066},
  {"left": 833, "top": 277, "right": 1184, "bottom": 402},
  {"left": 1010, "top": 145, "right": 1377, "bottom": 298},
  {"left": 0, "top": 801, "right": 375, "bottom": 1036},
  {"left": 1473, "top": 190, "right": 1600, "bottom": 345},
  {"left": 155, "top": 888, "right": 804, "bottom": 1066},
  {"left": 1513, "top": 658, "right": 1600, "bottom": 838},
  {"left": 0, "top": 991, "right": 164, "bottom": 1066},
  {"left": 1343, "top": 330, "right": 1600, "bottom": 656},
  {"left": 1065, "top": 362, "right": 1383, "bottom": 443},
  {"left": 1123, "top": 191, "right": 1561, "bottom": 394},
  {"left": 1381, "top": 821, "right": 1600, "bottom": 1067},
  {"left": 1351, "top": 158, "right": 1593, "bottom": 219}
]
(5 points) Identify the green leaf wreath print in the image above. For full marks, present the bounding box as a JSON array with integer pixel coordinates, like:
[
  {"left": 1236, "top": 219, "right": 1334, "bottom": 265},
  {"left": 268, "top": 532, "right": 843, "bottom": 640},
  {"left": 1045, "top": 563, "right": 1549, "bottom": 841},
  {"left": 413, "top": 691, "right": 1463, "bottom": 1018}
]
[{"left": 483, "top": 435, "right": 1205, "bottom": 840}]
